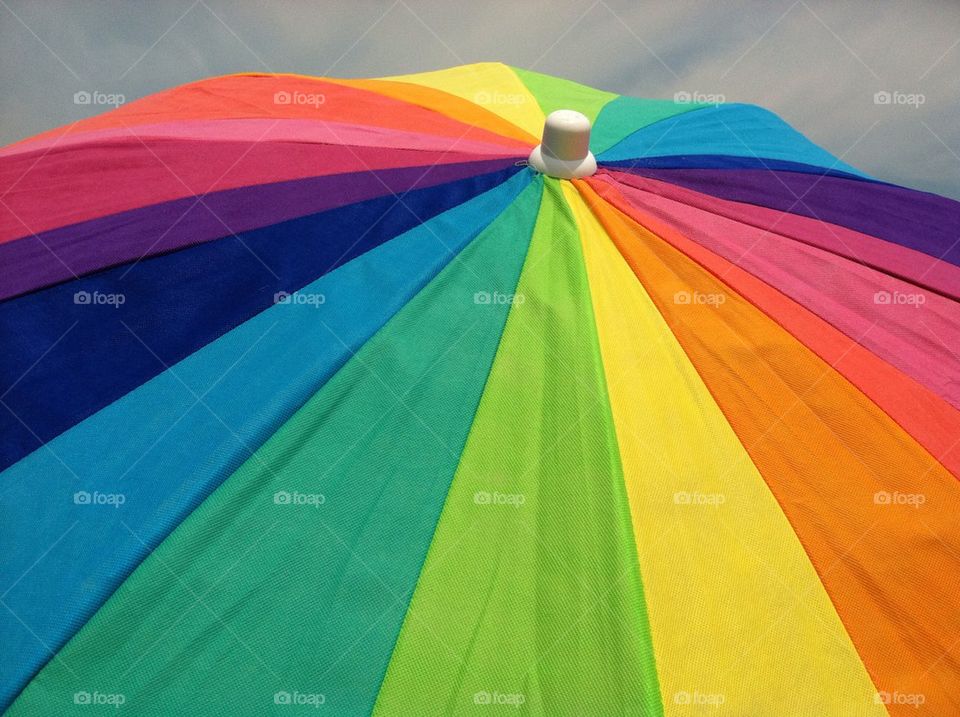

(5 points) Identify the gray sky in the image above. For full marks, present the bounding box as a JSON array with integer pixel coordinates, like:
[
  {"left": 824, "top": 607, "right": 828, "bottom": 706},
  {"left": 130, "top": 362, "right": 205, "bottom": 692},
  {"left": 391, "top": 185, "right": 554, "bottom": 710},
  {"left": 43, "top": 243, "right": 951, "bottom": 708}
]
[{"left": 2, "top": 0, "right": 959, "bottom": 198}]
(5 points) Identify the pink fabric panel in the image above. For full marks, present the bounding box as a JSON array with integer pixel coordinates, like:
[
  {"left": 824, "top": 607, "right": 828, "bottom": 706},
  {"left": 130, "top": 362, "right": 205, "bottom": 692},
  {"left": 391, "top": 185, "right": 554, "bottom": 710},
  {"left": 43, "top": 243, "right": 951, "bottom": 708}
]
[{"left": 0, "top": 118, "right": 520, "bottom": 159}]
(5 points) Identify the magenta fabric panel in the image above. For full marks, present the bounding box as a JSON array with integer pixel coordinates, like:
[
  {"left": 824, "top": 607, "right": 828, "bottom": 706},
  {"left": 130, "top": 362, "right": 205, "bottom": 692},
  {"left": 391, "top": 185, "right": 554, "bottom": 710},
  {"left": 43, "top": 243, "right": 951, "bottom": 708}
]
[{"left": 0, "top": 118, "right": 521, "bottom": 159}]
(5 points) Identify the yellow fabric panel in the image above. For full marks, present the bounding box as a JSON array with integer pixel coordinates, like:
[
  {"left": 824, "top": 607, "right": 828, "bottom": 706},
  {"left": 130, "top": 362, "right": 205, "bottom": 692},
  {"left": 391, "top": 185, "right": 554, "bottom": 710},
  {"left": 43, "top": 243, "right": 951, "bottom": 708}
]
[
  {"left": 387, "top": 62, "right": 545, "bottom": 138},
  {"left": 562, "top": 181, "right": 886, "bottom": 717}
]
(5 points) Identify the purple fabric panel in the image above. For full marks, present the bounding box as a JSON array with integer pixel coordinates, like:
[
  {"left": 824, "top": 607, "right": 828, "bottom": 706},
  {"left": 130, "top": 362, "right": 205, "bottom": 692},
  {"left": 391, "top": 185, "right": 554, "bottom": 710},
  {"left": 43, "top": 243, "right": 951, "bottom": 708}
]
[
  {"left": 0, "top": 157, "right": 515, "bottom": 300},
  {"left": 621, "top": 166, "right": 960, "bottom": 268}
]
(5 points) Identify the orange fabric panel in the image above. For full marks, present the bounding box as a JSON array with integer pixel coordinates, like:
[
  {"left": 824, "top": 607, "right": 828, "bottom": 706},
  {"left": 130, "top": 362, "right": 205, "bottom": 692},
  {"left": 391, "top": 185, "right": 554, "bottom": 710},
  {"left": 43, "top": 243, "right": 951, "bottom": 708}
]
[
  {"left": 577, "top": 179, "right": 960, "bottom": 717},
  {"left": 331, "top": 77, "right": 537, "bottom": 147}
]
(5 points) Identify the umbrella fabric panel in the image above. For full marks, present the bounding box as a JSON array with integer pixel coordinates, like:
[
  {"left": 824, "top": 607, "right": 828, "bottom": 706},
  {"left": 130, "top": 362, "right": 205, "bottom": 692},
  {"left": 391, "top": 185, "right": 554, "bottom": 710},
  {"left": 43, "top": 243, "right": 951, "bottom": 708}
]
[
  {"left": 0, "top": 139, "right": 513, "bottom": 245},
  {"left": 374, "top": 179, "right": 662, "bottom": 717},
  {"left": 602, "top": 154, "right": 870, "bottom": 178},
  {"left": 5, "top": 177, "right": 543, "bottom": 717},
  {"left": 1, "top": 62, "right": 958, "bottom": 715},
  {"left": 0, "top": 166, "right": 518, "bottom": 471},
  {"left": 588, "top": 175, "right": 960, "bottom": 479},
  {"left": 597, "top": 104, "right": 867, "bottom": 178},
  {"left": 590, "top": 96, "right": 710, "bottom": 156},
  {"left": 385, "top": 63, "right": 546, "bottom": 138},
  {"left": 607, "top": 171, "right": 960, "bottom": 302},
  {"left": 610, "top": 176, "right": 960, "bottom": 410},
  {"left": 0, "top": 117, "right": 524, "bottom": 160},
  {"left": 0, "top": 170, "right": 533, "bottom": 713},
  {"left": 581, "top": 185, "right": 960, "bottom": 716},
  {"left": 0, "top": 158, "right": 517, "bottom": 301},
  {"left": 509, "top": 66, "right": 617, "bottom": 124},
  {"left": 7, "top": 73, "right": 525, "bottom": 153},
  {"left": 330, "top": 76, "right": 538, "bottom": 146},
  {"left": 567, "top": 181, "right": 886, "bottom": 716},
  {"left": 623, "top": 166, "right": 960, "bottom": 268}
]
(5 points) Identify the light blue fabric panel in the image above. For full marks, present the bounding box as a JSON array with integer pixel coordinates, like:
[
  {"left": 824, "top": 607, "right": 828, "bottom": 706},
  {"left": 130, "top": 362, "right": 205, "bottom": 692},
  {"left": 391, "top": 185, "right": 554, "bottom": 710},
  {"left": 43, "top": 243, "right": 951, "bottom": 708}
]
[{"left": 598, "top": 103, "right": 866, "bottom": 176}]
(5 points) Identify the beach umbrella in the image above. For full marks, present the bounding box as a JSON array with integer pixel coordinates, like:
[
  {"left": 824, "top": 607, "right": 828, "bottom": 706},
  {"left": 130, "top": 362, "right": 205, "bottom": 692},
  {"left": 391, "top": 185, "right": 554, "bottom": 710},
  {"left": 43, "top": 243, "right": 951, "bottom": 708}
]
[{"left": 1, "top": 63, "right": 958, "bottom": 716}]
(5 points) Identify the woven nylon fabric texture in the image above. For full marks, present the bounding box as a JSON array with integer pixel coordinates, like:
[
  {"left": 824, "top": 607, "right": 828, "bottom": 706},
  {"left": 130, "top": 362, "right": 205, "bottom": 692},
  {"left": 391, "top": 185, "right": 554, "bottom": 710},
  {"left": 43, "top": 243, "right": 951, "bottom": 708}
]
[
  {"left": 580, "top": 182, "right": 960, "bottom": 717},
  {"left": 567, "top": 180, "right": 886, "bottom": 716},
  {"left": 5, "top": 179, "right": 543, "bottom": 717},
  {"left": 373, "top": 179, "right": 662, "bottom": 717}
]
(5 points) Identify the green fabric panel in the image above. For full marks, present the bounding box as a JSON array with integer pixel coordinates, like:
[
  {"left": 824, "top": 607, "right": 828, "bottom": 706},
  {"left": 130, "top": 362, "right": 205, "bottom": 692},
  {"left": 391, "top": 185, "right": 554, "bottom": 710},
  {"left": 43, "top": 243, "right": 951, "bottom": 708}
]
[
  {"left": 373, "top": 179, "right": 663, "bottom": 717},
  {"left": 510, "top": 66, "right": 618, "bottom": 124},
  {"left": 7, "top": 178, "right": 544, "bottom": 717},
  {"left": 591, "top": 95, "right": 710, "bottom": 155}
]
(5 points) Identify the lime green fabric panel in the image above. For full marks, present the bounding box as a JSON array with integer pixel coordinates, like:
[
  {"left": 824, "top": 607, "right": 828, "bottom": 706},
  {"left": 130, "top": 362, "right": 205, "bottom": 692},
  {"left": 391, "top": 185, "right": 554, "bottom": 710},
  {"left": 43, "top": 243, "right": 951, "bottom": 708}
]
[
  {"left": 373, "top": 178, "right": 663, "bottom": 717},
  {"left": 510, "top": 66, "right": 617, "bottom": 124},
  {"left": 6, "top": 179, "right": 544, "bottom": 717},
  {"left": 591, "top": 96, "right": 709, "bottom": 155}
]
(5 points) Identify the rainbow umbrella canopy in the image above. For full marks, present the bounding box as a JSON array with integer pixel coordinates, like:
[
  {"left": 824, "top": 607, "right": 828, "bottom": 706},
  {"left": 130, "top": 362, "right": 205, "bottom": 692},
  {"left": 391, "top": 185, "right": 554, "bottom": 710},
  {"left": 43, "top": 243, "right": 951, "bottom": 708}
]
[{"left": 1, "top": 62, "right": 959, "bottom": 716}]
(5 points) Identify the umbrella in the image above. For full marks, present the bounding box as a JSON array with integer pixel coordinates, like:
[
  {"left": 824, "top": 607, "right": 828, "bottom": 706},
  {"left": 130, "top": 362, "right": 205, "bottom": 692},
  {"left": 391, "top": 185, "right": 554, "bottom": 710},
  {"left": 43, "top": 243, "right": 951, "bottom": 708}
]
[{"left": 1, "top": 62, "right": 958, "bottom": 715}]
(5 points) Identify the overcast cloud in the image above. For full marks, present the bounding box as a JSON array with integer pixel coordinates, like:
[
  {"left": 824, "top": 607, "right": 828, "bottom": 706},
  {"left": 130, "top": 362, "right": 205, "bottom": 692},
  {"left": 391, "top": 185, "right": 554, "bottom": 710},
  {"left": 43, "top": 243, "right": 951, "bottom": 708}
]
[{"left": 2, "top": 0, "right": 958, "bottom": 198}]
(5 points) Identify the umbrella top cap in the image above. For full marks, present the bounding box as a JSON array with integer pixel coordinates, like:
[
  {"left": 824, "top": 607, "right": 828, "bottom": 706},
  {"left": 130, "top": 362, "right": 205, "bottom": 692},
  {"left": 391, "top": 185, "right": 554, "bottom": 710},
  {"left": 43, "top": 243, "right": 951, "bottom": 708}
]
[{"left": 528, "top": 109, "right": 597, "bottom": 179}]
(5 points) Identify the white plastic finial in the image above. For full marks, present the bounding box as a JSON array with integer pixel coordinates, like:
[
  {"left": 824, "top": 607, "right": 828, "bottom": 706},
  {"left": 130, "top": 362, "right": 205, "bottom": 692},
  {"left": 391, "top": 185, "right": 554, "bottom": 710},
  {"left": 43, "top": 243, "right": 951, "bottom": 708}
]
[{"left": 527, "top": 109, "right": 597, "bottom": 179}]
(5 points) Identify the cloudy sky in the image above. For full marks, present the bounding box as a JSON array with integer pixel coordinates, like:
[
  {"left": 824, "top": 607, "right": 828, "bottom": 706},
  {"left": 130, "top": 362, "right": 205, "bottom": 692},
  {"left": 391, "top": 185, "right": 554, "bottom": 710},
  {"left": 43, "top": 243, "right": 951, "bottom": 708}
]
[{"left": 2, "top": 0, "right": 959, "bottom": 198}]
